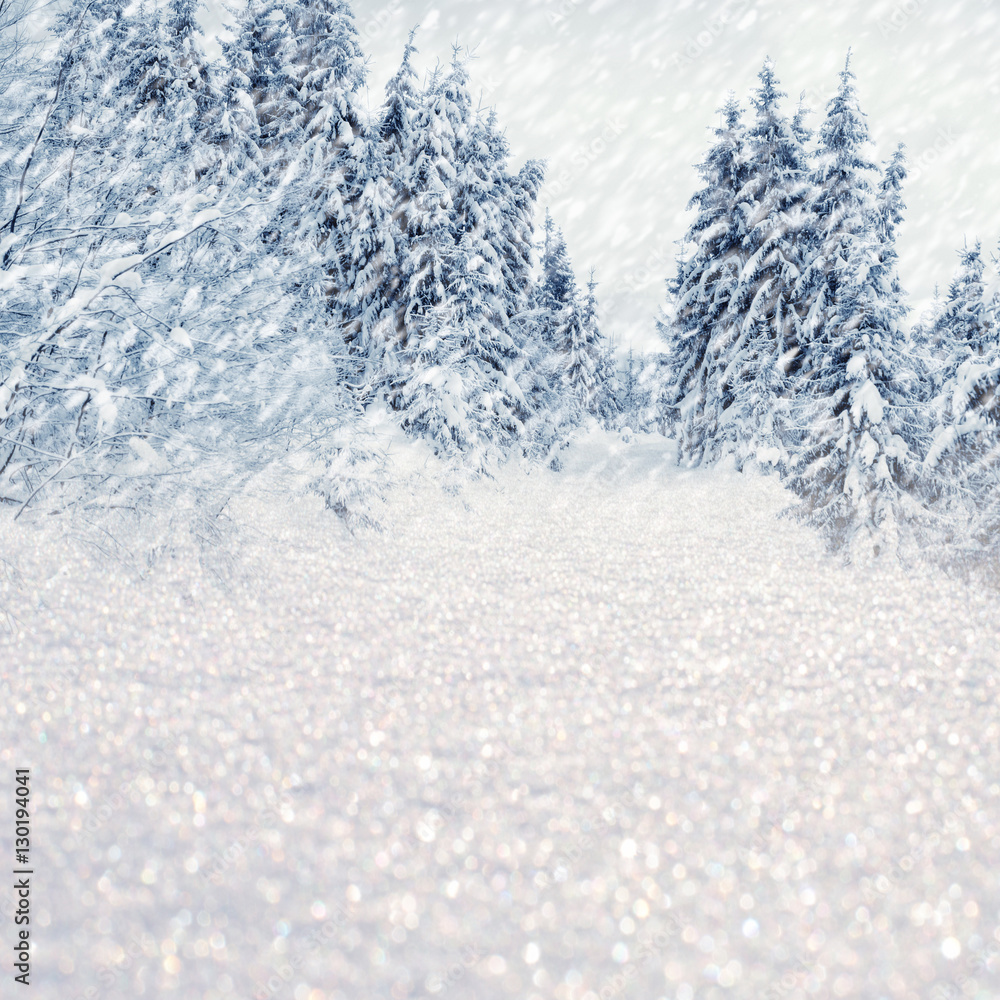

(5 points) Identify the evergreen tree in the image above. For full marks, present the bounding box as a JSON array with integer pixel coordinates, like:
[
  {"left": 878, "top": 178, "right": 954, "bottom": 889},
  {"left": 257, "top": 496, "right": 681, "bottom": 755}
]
[
  {"left": 106, "top": 1, "right": 224, "bottom": 213},
  {"left": 480, "top": 112, "right": 544, "bottom": 328},
  {"left": 789, "top": 223, "right": 920, "bottom": 562},
  {"left": 369, "top": 29, "right": 422, "bottom": 372},
  {"left": 809, "top": 51, "right": 879, "bottom": 235},
  {"left": 169, "top": 0, "right": 210, "bottom": 86},
  {"left": 391, "top": 50, "right": 533, "bottom": 466},
  {"left": 538, "top": 210, "right": 578, "bottom": 312},
  {"left": 533, "top": 212, "right": 587, "bottom": 422},
  {"left": 568, "top": 271, "right": 612, "bottom": 417},
  {"left": 910, "top": 285, "right": 942, "bottom": 360},
  {"left": 663, "top": 61, "right": 814, "bottom": 468},
  {"left": 615, "top": 348, "right": 641, "bottom": 431},
  {"left": 712, "top": 59, "right": 814, "bottom": 466},
  {"left": 221, "top": 0, "right": 302, "bottom": 178},
  {"left": 287, "top": 0, "right": 365, "bottom": 141},
  {"left": 922, "top": 244, "right": 1000, "bottom": 525},
  {"left": 593, "top": 340, "right": 623, "bottom": 430},
  {"left": 659, "top": 92, "right": 749, "bottom": 464},
  {"left": 730, "top": 320, "right": 795, "bottom": 472},
  {"left": 380, "top": 28, "right": 420, "bottom": 162},
  {"left": 927, "top": 243, "right": 994, "bottom": 356},
  {"left": 397, "top": 234, "right": 525, "bottom": 467},
  {"left": 729, "top": 58, "right": 813, "bottom": 345},
  {"left": 877, "top": 142, "right": 907, "bottom": 244},
  {"left": 337, "top": 129, "right": 402, "bottom": 401},
  {"left": 796, "top": 50, "right": 881, "bottom": 355},
  {"left": 258, "top": 0, "right": 369, "bottom": 365},
  {"left": 874, "top": 142, "right": 910, "bottom": 366},
  {"left": 790, "top": 90, "right": 813, "bottom": 146},
  {"left": 523, "top": 220, "right": 615, "bottom": 448},
  {"left": 210, "top": 36, "right": 267, "bottom": 190},
  {"left": 393, "top": 63, "right": 453, "bottom": 351},
  {"left": 493, "top": 152, "right": 550, "bottom": 447},
  {"left": 784, "top": 57, "right": 922, "bottom": 560}
]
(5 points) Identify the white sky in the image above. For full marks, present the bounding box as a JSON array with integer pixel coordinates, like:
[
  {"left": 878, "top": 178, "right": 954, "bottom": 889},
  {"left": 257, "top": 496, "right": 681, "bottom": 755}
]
[{"left": 134, "top": 0, "right": 1000, "bottom": 351}]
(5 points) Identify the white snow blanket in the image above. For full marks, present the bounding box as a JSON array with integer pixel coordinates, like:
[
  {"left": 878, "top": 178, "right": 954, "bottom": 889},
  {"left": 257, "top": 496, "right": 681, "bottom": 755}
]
[{"left": 2, "top": 429, "right": 997, "bottom": 999}]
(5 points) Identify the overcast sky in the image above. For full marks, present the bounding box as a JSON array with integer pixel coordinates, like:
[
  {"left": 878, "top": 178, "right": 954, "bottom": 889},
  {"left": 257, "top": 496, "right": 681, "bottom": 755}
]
[{"left": 200, "top": 0, "right": 999, "bottom": 350}]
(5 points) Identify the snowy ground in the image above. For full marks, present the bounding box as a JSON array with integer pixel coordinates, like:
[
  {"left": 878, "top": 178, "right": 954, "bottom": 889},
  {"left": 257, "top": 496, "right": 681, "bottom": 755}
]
[{"left": 2, "top": 429, "right": 999, "bottom": 1000}]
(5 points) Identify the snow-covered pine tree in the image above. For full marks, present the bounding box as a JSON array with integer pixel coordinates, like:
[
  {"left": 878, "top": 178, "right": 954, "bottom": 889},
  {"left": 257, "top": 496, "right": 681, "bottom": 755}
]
[
  {"left": 570, "top": 270, "right": 617, "bottom": 423},
  {"left": 220, "top": 0, "right": 302, "bottom": 180},
  {"left": 536, "top": 212, "right": 586, "bottom": 378},
  {"left": 553, "top": 293, "right": 588, "bottom": 389},
  {"left": 483, "top": 114, "right": 536, "bottom": 315},
  {"left": 809, "top": 53, "right": 878, "bottom": 227},
  {"left": 392, "top": 60, "right": 451, "bottom": 361},
  {"left": 379, "top": 27, "right": 420, "bottom": 168},
  {"left": 451, "top": 95, "right": 542, "bottom": 443},
  {"left": 232, "top": 0, "right": 368, "bottom": 340},
  {"left": 730, "top": 318, "right": 795, "bottom": 472},
  {"left": 790, "top": 90, "right": 813, "bottom": 147},
  {"left": 162, "top": 0, "right": 230, "bottom": 188},
  {"left": 105, "top": 0, "right": 228, "bottom": 214},
  {"left": 795, "top": 50, "right": 881, "bottom": 359},
  {"left": 491, "top": 161, "right": 582, "bottom": 464},
  {"left": 640, "top": 347, "right": 679, "bottom": 438},
  {"left": 526, "top": 210, "right": 590, "bottom": 449},
  {"left": 279, "top": 0, "right": 367, "bottom": 262},
  {"left": 910, "top": 284, "right": 942, "bottom": 359},
  {"left": 488, "top": 142, "right": 552, "bottom": 450},
  {"left": 540, "top": 245, "right": 607, "bottom": 415},
  {"left": 287, "top": 0, "right": 365, "bottom": 141},
  {"left": 921, "top": 243, "right": 1000, "bottom": 533},
  {"left": 211, "top": 8, "right": 267, "bottom": 190},
  {"left": 449, "top": 89, "right": 508, "bottom": 330},
  {"left": 714, "top": 58, "right": 814, "bottom": 468},
  {"left": 395, "top": 231, "right": 521, "bottom": 466},
  {"left": 877, "top": 142, "right": 906, "bottom": 246},
  {"left": 392, "top": 49, "right": 534, "bottom": 467},
  {"left": 323, "top": 27, "right": 424, "bottom": 411},
  {"left": 926, "top": 243, "right": 994, "bottom": 357},
  {"left": 659, "top": 92, "right": 749, "bottom": 464},
  {"left": 538, "top": 209, "right": 578, "bottom": 313},
  {"left": 788, "top": 222, "right": 919, "bottom": 563},
  {"left": 242, "top": 0, "right": 382, "bottom": 514},
  {"left": 361, "top": 29, "right": 422, "bottom": 392},
  {"left": 337, "top": 128, "right": 401, "bottom": 402},
  {"left": 875, "top": 143, "right": 911, "bottom": 349},
  {"left": 169, "top": 0, "right": 207, "bottom": 74},
  {"left": 614, "top": 348, "right": 642, "bottom": 432},
  {"left": 167, "top": 0, "right": 216, "bottom": 115},
  {"left": 786, "top": 55, "right": 922, "bottom": 560},
  {"left": 594, "top": 341, "right": 623, "bottom": 432}
]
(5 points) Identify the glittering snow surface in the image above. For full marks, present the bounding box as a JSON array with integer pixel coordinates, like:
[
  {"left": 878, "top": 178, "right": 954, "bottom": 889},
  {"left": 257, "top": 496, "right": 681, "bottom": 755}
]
[{"left": 2, "top": 429, "right": 999, "bottom": 1000}]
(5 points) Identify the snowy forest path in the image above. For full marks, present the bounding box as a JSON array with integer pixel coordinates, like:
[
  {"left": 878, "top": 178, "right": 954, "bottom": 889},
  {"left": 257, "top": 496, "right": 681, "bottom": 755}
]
[{"left": 2, "top": 431, "right": 999, "bottom": 996}]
